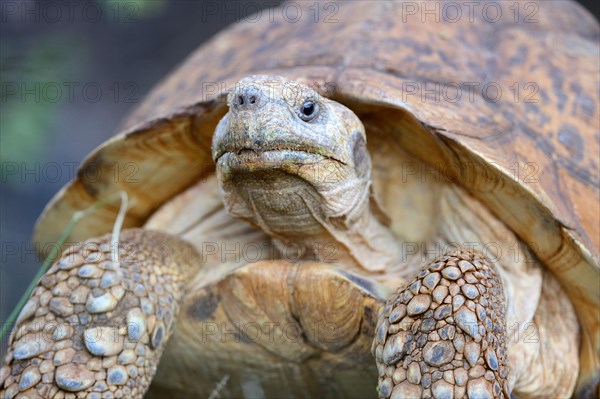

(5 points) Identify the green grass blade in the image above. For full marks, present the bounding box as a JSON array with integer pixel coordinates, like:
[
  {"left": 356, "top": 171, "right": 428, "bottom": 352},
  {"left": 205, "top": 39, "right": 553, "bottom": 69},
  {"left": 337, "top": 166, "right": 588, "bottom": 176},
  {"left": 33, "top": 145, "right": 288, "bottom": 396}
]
[{"left": 1, "top": 193, "right": 125, "bottom": 341}]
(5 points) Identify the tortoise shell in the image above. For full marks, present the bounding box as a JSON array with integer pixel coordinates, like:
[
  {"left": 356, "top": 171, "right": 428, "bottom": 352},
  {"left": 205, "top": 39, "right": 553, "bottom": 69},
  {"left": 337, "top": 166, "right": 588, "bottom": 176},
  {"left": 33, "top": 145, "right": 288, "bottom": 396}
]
[{"left": 33, "top": 1, "right": 599, "bottom": 395}]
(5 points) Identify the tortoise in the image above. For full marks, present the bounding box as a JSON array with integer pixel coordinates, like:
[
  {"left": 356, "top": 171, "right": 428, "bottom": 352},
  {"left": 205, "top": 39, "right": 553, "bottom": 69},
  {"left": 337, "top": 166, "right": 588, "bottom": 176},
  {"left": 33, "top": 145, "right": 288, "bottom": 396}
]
[{"left": 1, "top": 1, "right": 598, "bottom": 398}]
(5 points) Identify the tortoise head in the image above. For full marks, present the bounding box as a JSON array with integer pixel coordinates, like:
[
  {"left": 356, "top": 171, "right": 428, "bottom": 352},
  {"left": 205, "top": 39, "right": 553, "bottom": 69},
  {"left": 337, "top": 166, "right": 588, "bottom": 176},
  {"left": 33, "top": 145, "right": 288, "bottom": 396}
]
[
  {"left": 212, "top": 75, "right": 370, "bottom": 188},
  {"left": 212, "top": 76, "right": 374, "bottom": 238}
]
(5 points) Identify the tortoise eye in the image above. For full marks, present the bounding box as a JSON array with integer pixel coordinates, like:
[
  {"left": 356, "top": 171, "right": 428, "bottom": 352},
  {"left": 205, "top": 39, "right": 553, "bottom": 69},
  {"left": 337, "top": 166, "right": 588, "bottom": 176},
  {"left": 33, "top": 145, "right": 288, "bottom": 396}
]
[{"left": 299, "top": 100, "right": 318, "bottom": 121}]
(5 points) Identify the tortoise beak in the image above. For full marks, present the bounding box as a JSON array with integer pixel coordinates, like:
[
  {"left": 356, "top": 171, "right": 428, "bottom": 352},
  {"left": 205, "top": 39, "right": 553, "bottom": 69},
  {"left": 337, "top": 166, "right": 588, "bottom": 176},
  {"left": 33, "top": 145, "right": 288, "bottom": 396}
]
[{"left": 212, "top": 112, "right": 346, "bottom": 166}]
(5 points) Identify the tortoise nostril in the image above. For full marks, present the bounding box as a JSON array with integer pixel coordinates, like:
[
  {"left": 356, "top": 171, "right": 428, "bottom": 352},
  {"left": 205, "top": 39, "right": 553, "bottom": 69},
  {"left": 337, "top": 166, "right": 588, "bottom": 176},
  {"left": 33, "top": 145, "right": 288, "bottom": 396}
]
[{"left": 232, "top": 88, "right": 262, "bottom": 110}]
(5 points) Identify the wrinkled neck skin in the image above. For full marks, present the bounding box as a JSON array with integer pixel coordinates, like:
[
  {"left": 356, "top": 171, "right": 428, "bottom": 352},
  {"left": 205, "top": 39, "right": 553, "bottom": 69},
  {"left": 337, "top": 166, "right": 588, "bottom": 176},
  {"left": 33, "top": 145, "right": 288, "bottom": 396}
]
[{"left": 218, "top": 165, "right": 402, "bottom": 274}]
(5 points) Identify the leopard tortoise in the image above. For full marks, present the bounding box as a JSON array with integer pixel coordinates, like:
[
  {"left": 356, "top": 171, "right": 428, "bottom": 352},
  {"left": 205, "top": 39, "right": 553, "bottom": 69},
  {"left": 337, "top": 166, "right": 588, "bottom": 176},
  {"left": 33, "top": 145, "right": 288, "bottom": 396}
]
[{"left": 1, "top": 1, "right": 598, "bottom": 398}]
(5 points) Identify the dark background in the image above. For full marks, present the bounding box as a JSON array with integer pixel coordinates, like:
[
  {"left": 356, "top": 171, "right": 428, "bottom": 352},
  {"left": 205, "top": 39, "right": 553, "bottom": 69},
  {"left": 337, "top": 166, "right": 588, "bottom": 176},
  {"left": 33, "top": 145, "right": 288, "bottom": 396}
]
[{"left": 1, "top": 0, "right": 598, "bottom": 335}]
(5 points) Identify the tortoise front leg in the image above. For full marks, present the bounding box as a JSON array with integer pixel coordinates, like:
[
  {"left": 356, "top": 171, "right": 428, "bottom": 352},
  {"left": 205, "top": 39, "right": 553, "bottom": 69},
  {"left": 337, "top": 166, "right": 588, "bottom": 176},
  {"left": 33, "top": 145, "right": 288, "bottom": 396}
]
[
  {"left": 0, "top": 229, "right": 199, "bottom": 399},
  {"left": 373, "top": 249, "right": 509, "bottom": 399}
]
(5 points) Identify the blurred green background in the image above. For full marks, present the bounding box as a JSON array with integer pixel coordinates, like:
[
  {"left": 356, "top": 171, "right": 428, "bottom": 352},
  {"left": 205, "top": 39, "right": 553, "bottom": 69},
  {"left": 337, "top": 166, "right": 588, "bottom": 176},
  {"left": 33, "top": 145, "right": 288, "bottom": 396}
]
[{"left": 0, "top": 0, "right": 598, "bottom": 340}]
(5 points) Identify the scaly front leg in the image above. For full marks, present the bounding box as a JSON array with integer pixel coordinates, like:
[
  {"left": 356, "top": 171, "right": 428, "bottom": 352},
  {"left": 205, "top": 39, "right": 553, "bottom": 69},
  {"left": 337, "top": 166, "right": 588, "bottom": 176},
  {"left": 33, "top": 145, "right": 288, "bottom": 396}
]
[
  {"left": 373, "top": 249, "right": 509, "bottom": 399},
  {"left": 1, "top": 229, "right": 199, "bottom": 398}
]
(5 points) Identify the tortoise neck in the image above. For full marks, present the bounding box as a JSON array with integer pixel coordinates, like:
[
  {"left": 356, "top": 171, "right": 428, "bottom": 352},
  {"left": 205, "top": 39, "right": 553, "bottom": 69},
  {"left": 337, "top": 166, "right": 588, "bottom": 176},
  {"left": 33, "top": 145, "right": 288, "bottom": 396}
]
[{"left": 264, "top": 178, "right": 403, "bottom": 274}]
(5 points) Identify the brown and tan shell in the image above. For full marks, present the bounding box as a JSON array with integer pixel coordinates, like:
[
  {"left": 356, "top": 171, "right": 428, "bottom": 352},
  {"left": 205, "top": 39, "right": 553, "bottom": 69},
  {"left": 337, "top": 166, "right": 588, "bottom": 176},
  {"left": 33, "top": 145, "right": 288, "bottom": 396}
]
[{"left": 33, "top": 0, "right": 599, "bottom": 395}]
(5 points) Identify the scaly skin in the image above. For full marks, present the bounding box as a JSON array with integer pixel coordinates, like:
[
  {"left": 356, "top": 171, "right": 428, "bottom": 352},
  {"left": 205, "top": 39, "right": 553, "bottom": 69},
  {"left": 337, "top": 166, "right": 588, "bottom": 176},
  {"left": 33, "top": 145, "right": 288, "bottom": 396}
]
[
  {"left": 373, "top": 249, "right": 509, "bottom": 399},
  {"left": 1, "top": 230, "right": 199, "bottom": 398}
]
